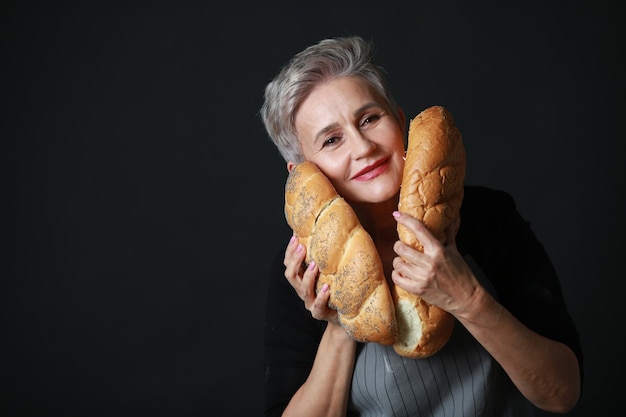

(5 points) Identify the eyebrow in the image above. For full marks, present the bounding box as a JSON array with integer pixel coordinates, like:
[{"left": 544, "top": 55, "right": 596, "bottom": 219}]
[{"left": 313, "top": 102, "right": 382, "bottom": 145}]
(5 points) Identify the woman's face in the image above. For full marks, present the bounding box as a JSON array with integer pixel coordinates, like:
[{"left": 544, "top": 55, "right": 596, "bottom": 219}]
[{"left": 292, "top": 76, "right": 406, "bottom": 204}]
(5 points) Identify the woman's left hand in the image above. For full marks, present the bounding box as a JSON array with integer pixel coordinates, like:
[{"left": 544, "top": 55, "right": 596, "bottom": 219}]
[
  {"left": 392, "top": 211, "right": 581, "bottom": 412},
  {"left": 391, "top": 211, "right": 479, "bottom": 316}
]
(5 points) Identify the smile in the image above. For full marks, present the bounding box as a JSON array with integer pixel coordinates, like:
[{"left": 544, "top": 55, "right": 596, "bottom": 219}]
[{"left": 352, "top": 157, "right": 390, "bottom": 181}]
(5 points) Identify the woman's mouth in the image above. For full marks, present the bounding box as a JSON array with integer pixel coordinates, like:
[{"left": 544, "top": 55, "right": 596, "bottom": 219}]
[{"left": 352, "top": 157, "right": 390, "bottom": 181}]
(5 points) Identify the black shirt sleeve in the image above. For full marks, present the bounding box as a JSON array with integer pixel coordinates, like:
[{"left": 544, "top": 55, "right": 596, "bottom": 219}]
[
  {"left": 263, "top": 244, "right": 327, "bottom": 417},
  {"left": 457, "top": 186, "right": 584, "bottom": 382}
]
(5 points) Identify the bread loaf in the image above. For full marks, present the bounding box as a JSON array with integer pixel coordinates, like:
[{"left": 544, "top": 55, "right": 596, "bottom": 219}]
[
  {"left": 284, "top": 161, "right": 397, "bottom": 345},
  {"left": 392, "top": 105, "right": 466, "bottom": 358}
]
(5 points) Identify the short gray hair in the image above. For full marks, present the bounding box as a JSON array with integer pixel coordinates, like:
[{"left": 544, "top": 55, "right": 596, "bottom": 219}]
[{"left": 260, "top": 36, "right": 400, "bottom": 163}]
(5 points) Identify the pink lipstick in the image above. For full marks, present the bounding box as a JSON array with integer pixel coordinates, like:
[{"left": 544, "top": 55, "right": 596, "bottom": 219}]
[{"left": 352, "top": 157, "right": 389, "bottom": 181}]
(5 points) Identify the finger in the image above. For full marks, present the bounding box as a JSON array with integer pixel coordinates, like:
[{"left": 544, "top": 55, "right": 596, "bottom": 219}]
[
  {"left": 311, "top": 282, "right": 330, "bottom": 311},
  {"left": 393, "top": 211, "right": 439, "bottom": 252},
  {"left": 391, "top": 268, "right": 427, "bottom": 296},
  {"left": 391, "top": 250, "right": 434, "bottom": 288},
  {"left": 300, "top": 260, "right": 318, "bottom": 302},
  {"left": 284, "top": 235, "right": 306, "bottom": 285},
  {"left": 310, "top": 283, "right": 337, "bottom": 322},
  {"left": 283, "top": 235, "right": 300, "bottom": 263},
  {"left": 393, "top": 239, "right": 423, "bottom": 265},
  {"left": 391, "top": 252, "right": 414, "bottom": 275}
]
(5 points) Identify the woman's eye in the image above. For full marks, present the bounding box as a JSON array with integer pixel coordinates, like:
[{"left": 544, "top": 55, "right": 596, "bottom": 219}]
[
  {"left": 323, "top": 136, "right": 340, "bottom": 147},
  {"left": 362, "top": 114, "right": 381, "bottom": 126}
]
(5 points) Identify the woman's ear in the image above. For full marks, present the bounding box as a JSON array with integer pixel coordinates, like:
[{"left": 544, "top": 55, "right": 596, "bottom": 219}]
[{"left": 287, "top": 161, "right": 296, "bottom": 173}]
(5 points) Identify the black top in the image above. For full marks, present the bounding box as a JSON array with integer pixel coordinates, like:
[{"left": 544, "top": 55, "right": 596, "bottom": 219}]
[{"left": 263, "top": 185, "right": 584, "bottom": 416}]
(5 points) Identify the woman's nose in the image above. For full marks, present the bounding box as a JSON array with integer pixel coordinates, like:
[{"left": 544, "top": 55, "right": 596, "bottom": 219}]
[{"left": 350, "top": 132, "right": 376, "bottom": 159}]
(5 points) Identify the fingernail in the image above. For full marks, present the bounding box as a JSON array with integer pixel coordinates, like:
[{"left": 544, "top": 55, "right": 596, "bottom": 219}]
[
  {"left": 321, "top": 283, "right": 329, "bottom": 293},
  {"left": 308, "top": 261, "right": 316, "bottom": 271},
  {"left": 392, "top": 211, "right": 401, "bottom": 218},
  {"left": 296, "top": 244, "right": 303, "bottom": 253},
  {"left": 289, "top": 235, "right": 296, "bottom": 244}
]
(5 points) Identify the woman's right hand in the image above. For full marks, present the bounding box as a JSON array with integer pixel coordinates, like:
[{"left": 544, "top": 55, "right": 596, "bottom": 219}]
[{"left": 284, "top": 235, "right": 340, "bottom": 325}]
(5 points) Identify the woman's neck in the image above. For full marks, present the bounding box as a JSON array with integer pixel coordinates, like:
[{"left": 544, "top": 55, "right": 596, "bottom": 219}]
[
  {"left": 350, "top": 194, "right": 399, "bottom": 246},
  {"left": 350, "top": 194, "right": 400, "bottom": 279}
]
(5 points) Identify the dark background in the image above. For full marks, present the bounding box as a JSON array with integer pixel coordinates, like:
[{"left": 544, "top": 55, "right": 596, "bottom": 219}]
[{"left": 3, "top": 1, "right": 624, "bottom": 416}]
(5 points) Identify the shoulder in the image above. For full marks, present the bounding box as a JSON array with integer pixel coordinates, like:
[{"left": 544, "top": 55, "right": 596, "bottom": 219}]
[{"left": 458, "top": 185, "right": 523, "bottom": 242}]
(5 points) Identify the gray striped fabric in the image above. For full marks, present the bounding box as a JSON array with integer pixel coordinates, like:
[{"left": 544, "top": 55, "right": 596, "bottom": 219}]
[{"left": 348, "top": 256, "right": 536, "bottom": 417}]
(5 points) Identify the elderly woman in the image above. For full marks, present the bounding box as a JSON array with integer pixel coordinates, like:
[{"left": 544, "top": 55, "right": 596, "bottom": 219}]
[{"left": 260, "top": 36, "right": 583, "bottom": 417}]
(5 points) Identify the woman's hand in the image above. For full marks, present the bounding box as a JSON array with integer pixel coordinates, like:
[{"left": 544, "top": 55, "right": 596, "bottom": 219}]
[
  {"left": 284, "top": 235, "right": 340, "bottom": 324},
  {"left": 391, "top": 211, "right": 479, "bottom": 316},
  {"left": 391, "top": 211, "right": 581, "bottom": 412}
]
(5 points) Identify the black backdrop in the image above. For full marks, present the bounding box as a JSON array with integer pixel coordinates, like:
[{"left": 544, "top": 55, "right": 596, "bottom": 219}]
[{"left": 3, "top": 1, "right": 624, "bottom": 416}]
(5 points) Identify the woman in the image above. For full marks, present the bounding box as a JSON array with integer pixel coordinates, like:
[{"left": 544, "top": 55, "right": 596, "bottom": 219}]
[{"left": 260, "top": 36, "right": 583, "bottom": 417}]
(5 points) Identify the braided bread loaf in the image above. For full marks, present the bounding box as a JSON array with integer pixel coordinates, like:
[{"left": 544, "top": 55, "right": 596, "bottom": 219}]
[{"left": 284, "top": 162, "right": 398, "bottom": 345}]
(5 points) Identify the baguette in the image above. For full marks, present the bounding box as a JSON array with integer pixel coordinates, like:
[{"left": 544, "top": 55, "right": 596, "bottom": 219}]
[
  {"left": 284, "top": 161, "right": 397, "bottom": 345},
  {"left": 392, "top": 105, "right": 466, "bottom": 358}
]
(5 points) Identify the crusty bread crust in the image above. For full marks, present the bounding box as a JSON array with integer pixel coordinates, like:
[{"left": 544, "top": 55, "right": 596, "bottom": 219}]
[
  {"left": 284, "top": 162, "right": 398, "bottom": 345},
  {"left": 393, "top": 105, "right": 466, "bottom": 358}
]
